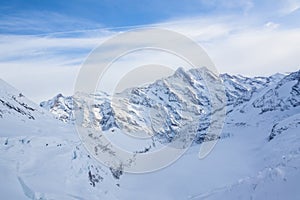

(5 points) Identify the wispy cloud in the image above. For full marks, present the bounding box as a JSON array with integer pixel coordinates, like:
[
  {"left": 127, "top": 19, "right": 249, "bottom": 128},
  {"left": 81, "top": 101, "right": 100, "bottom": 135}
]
[
  {"left": 0, "top": 32, "right": 111, "bottom": 61},
  {"left": 206, "top": 27, "right": 300, "bottom": 75},
  {"left": 280, "top": 0, "right": 300, "bottom": 14},
  {"left": 0, "top": 11, "right": 104, "bottom": 34}
]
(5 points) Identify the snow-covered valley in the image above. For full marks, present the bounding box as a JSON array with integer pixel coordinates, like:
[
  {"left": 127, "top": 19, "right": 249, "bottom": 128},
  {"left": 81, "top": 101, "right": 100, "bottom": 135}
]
[{"left": 1, "top": 68, "right": 300, "bottom": 200}]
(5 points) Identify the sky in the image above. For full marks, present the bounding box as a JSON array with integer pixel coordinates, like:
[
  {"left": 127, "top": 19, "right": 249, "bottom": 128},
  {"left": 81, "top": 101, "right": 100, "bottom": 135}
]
[{"left": 0, "top": 0, "right": 300, "bottom": 103}]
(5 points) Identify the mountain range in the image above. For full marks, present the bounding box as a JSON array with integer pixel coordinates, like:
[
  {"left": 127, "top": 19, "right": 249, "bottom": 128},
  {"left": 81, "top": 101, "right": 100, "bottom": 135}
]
[{"left": 1, "top": 67, "right": 300, "bottom": 199}]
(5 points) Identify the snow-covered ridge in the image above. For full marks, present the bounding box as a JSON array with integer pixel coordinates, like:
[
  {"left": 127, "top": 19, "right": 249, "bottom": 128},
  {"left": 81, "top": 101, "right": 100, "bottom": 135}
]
[
  {"left": 252, "top": 70, "right": 300, "bottom": 113},
  {"left": 221, "top": 72, "right": 284, "bottom": 106},
  {"left": 40, "top": 93, "right": 73, "bottom": 123},
  {"left": 0, "top": 79, "right": 64, "bottom": 137},
  {"left": 40, "top": 68, "right": 288, "bottom": 142},
  {"left": 269, "top": 113, "right": 300, "bottom": 141},
  {"left": 0, "top": 79, "right": 120, "bottom": 199},
  {"left": 0, "top": 79, "right": 42, "bottom": 121},
  {"left": 41, "top": 68, "right": 224, "bottom": 144}
]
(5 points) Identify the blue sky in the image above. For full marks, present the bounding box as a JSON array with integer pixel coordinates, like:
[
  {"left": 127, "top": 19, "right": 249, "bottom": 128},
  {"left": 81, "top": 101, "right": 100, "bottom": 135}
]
[
  {"left": 0, "top": 0, "right": 254, "bottom": 34},
  {"left": 2, "top": 0, "right": 299, "bottom": 34},
  {"left": 0, "top": 0, "right": 300, "bottom": 102}
]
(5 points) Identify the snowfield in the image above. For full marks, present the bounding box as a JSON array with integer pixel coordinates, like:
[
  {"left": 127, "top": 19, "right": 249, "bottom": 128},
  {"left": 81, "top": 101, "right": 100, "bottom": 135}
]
[{"left": 1, "top": 68, "right": 300, "bottom": 200}]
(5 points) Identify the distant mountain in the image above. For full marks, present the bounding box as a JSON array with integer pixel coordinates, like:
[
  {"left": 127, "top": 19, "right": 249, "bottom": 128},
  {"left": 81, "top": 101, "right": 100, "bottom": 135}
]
[
  {"left": 252, "top": 70, "right": 300, "bottom": 113},
  {"left": 41, "top": 68, "right": 224, "bottom": 144},
  {"left": 221, "top": 72, "right": 284, "bottom": 106},
  {"left": 40, "top": 93, "right": 73, "bottom": 123},
  {"left": 40, "top": 68, "right": 289, "bottom": 143}
]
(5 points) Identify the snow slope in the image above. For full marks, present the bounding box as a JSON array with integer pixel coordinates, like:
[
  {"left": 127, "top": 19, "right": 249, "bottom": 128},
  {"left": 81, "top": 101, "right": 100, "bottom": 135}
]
[
  {"left": 0, "top": 79, "right": 120, "bottom": 199},
  {"left": 189, "top": 113, "right": 300, "bottom": 200}
]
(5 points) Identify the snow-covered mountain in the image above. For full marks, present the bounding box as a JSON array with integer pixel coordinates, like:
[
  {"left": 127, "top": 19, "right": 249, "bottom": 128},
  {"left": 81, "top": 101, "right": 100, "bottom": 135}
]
[
  {"left": 41, "top": 69, "right": 286, "bottom": 124},
  {"left": 221, "top": 72, "right": 284, "bottom": 106},
  {"left": 0, "top": 79, "right": 122, "bottom": 199},
  {"left": 41, "top": 68, "right": 222, "bottom": 144},
  {"left": 40, "top": 93, "right": 73, "bottom": 123},
  {"left": 1, "top": 67, "right": 300, "bottom": 200},
  {"left": 0, "top": 79, "right": 45, "bottom": 121},
  {"left": 252, "top": 70, "right": 300, "bottom": 113},
  {"left": 0, "top": 79, "right": 63, "bottom": 137},
  {"left": 40, "top": 68, "right": 288, "bottom": 143}
]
